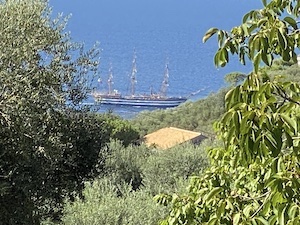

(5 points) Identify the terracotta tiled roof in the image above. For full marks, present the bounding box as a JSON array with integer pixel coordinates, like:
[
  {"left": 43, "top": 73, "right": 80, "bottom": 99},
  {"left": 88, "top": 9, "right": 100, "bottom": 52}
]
[{"left": 144, "top": 127, "right": 205, "bottom": 150}]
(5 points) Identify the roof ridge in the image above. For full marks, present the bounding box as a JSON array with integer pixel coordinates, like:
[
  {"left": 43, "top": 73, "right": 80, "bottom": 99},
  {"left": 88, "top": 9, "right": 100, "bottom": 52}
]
[{"left": 168, "top": 127, "right": 201, "bottom": 135}]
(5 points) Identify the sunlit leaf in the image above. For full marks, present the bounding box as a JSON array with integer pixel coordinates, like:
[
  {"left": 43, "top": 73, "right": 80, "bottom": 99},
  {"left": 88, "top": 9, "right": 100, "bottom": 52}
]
[
  {"left": 203, "top": 27, "right": 219, "bottom": 43},
  {"left": 281, "top": 114, "right": 297, "bottom": 133},
  {"left": 233, "top": 213, "right": 241, "bottom": 225}
]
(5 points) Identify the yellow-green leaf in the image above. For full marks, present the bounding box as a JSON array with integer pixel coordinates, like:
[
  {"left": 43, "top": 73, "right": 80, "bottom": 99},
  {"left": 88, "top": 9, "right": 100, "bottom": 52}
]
[
  {"left": 233, "top": 213, "right": 241, "bottom": 225},
  {"left": 204, "top": 187, "right": 223, "bottom": 203},
  {"left": 203, "top": 27, "right": 219, "bottom": 43}
]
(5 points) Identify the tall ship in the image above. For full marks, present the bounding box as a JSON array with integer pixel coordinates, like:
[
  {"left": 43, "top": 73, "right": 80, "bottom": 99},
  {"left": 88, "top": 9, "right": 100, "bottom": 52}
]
[{"left": 92, "top": 53, "right": 187, "bottom": 108}]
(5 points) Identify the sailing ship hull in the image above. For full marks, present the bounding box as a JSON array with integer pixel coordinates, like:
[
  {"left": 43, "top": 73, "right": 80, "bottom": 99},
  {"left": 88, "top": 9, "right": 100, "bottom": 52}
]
[{"left": 94, "top": 95, "right": 187, "bottom": 108}]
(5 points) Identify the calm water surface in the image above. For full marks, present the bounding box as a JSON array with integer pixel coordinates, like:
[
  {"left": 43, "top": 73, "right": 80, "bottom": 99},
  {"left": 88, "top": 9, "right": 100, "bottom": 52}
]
[{"left": 50, "top": 0, "right": 263, "bottom": 117}]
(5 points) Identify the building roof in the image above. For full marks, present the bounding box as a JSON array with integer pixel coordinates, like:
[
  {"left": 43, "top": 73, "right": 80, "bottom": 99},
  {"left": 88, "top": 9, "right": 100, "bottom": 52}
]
[{"left": 144, "top": 127, "right": 205, "bottom": 150}]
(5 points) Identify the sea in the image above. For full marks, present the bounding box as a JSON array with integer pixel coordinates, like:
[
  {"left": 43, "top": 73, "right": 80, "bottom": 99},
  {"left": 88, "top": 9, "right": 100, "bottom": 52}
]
[{"left": 50, "top": 0, "right": 263, "bottom": 118}]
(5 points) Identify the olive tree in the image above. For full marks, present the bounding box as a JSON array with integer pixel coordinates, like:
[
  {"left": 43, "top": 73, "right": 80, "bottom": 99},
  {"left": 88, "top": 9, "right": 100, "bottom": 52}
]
[
  {"left": 0, "top": 0, "right": 106, "bottom": 224},
  {"left": 157, "top": 0, "right": 300, "bottom": 224}
]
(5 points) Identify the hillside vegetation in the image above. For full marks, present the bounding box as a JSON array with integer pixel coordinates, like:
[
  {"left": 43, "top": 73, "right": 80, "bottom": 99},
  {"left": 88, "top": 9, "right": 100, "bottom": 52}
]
[
  {"left": 131, "top": 88, "right": 228, "bottom": 137},
  {"left": 131, "top": 59, "right": 300, "bottom": 138}
]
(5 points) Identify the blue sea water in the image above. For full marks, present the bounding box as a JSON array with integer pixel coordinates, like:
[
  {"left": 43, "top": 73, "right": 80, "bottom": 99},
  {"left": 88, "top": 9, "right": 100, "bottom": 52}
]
[{"left": 49, "top": 0, "right": 263, "bottom": 117}]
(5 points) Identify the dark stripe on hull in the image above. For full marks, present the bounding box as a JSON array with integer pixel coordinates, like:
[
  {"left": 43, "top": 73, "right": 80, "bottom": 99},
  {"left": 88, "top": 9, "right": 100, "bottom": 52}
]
[{"left": 98, "top": 98, "right": 187, "bottom": 108}]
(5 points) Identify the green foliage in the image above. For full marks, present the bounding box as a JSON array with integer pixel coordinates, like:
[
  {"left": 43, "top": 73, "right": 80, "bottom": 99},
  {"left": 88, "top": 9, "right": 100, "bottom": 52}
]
[
  {"left": 224, "top": 71, "right": 247, "bottom": 86},
  {"left": 204, "top": 0, "right": 300, "bottom": 72},
  {"left": 0, "top": 0, "right": 99, "bottom": 108},
  {"left": 51, "top": 140, "right": 211, "bottom": 225},
  {"left": 131, "top": 88, "right": 227, "bottom": 136},
  {"left": 216, "top": 73, "right": 300, "bottom": 165},
  {"left": 0, "top": 0, "right": 110, "bottom": 224},
  {"left": 142, "top": 141, "right": 210, "bottom": 195},
  {"left": 157, "top": 73, "right": 300, "bottom": 225},
  {"left": 102, "top": 140, "right": 151, "bottom": 191},
  {"left": 98, "top": 113, "right": 140, "bottom": 146},
  {"left": 0, "top": 110, "right": 112, "bottom": 224},
  {"left": 159, "top": 1, "right": 300, "bottom": 224},
  {"left": 102, "top": 140, "right": 210, "bottom": 193},
  {"left": 54, "top": 177, "right": 168, "bottom": 225},
  {"left": 262, "top": 60, "right": 300, "bottom": 84}
]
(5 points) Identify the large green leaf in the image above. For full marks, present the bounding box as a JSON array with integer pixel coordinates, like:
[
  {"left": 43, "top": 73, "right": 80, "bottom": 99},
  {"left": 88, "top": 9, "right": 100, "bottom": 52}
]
[{"left": 283, "top": 16, "right": 297, "bottom": 29}]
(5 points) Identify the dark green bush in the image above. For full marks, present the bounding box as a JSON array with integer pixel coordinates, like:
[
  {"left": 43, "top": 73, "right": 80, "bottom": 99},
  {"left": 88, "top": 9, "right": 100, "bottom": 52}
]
[
  {"left": 96, "top": 113, "right": 140, "bottom": 146},
  {"left": 102, "top": 140, "right": 151, "bottom": 191}
]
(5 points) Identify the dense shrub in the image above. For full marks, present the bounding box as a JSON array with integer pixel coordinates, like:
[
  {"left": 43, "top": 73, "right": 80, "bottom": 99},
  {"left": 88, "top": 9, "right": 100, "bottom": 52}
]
[
  {"left": 97, "top": 113, "right": 140, "bottom": 146},
  {"left": 102, "top": 139, "right": 211, "bottom": 193},
  {"left": 47, "top": 140, "right": 212, "bottom": 225},
  {"left": 101, "top": 140, "right": 151, "bottom": 191},
  {"left": 43, "top": 177, "right": 168, "bottom": 225},
  {"left": 141, "top": 141, "right": 211, "bottom": 195}
]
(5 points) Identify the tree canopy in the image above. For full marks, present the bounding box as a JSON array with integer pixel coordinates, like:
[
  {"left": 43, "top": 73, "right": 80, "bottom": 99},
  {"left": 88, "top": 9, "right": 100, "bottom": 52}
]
[{"left": 0, "top": 0, "right": 108, "bottom": 224}]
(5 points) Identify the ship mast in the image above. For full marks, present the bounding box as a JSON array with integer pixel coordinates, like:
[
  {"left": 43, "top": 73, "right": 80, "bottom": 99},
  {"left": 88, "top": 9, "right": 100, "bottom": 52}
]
[
  {"left": 160, "top": 63, "right": 169, "bottom": 97},
  {"left": 107, "top": 63, "right": 113, "bottom": 95},
  {"left": 130, "top": 51, "right": 137, "bottom": 96}
]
